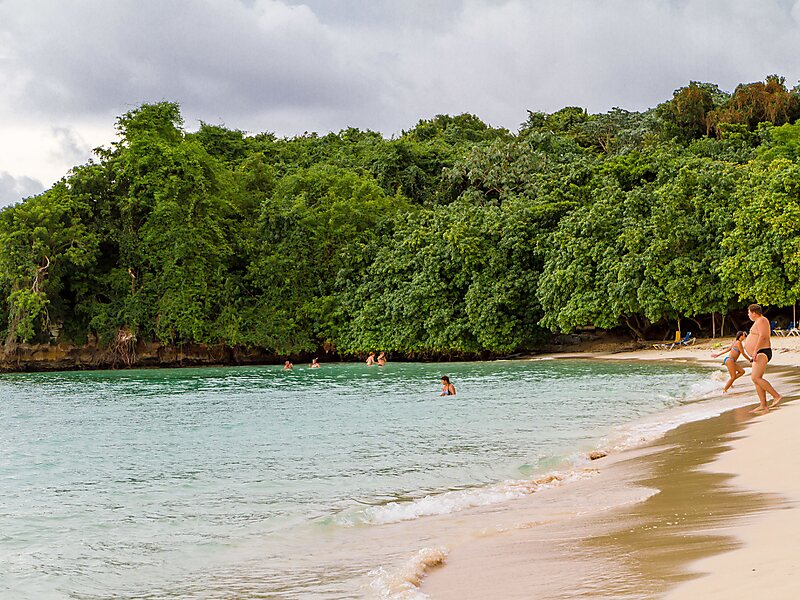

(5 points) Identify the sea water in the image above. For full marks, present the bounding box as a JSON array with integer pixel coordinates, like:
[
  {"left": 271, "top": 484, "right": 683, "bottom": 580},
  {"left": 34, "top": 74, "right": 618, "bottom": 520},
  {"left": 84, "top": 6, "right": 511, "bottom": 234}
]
[{"left": 0, "top": 359, "right": 735, "bottom": 599}]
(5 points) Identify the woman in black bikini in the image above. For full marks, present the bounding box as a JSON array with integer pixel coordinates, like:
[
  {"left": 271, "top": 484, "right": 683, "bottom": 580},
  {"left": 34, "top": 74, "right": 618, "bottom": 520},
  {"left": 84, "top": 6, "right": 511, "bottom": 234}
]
[{"left": 711, "top": 331, "right": 749, "bottom": 393}]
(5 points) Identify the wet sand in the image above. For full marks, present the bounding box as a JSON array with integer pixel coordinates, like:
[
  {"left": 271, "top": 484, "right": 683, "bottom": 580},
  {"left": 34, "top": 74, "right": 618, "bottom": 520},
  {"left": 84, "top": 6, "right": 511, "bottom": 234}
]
[
  {"left": 423, "top": 339, "right": 799, "bottom": 599},
  {"left": 665, "top": 366, "right": 800, "bottom": 598}
]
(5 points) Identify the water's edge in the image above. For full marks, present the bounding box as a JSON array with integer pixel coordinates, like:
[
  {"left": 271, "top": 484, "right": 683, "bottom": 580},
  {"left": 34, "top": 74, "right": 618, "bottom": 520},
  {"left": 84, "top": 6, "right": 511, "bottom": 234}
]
[{"left": 419, "top": 367, "right": 797, "bottom": 600}]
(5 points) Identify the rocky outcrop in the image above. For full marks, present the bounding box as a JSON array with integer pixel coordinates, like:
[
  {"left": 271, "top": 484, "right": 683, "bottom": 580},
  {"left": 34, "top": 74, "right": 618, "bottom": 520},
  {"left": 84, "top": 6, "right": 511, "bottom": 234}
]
[{"left": 0, "top": 341, "right": 280, "bottom": 372}]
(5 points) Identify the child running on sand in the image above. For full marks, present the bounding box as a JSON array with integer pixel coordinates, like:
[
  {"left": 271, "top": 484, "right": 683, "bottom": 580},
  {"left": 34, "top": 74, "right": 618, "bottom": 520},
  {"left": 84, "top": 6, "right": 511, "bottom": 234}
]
[{"left": 711, "top": 331, "right": 749, "bottom": 393}]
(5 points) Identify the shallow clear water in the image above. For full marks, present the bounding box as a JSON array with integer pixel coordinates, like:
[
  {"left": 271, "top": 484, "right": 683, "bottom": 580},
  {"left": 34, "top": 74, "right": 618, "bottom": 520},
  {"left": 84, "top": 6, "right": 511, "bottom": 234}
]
[{"left": 0, "top": 359, "right": 714, "bottom": 599}]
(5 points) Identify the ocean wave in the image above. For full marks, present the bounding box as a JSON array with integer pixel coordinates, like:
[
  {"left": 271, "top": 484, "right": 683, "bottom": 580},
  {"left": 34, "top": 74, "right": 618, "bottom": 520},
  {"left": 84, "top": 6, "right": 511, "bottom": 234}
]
[
  {"left": 339, "top": 471, "right": 592, "bottom": 526},
  {"left": 341, "top": 372, "right": 744, "bottom": 530},
  {"left": 368, "top": 547, "right": 447, "bottom": 600},
  {"left": 601, "top": 373, "right": 752, "bottom": 452},
  {"left": 677, "top": 372, "right": 729, "bottom": 402}
]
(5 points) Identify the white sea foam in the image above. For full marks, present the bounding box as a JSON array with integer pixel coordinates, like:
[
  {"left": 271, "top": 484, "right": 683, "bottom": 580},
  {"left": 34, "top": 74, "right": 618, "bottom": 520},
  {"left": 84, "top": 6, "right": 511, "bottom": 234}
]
[
  {"left": 601, "top": 372, "right": 752, "bottom": 452},
  {"left": 340, "top": 470, "right": 592, "bottom": 526},
  {"left": 343, "top": 371, "right": 745, "bottom": 531},
  {"left": 368, "top": 547, "right": 447, "bottom": 600}
]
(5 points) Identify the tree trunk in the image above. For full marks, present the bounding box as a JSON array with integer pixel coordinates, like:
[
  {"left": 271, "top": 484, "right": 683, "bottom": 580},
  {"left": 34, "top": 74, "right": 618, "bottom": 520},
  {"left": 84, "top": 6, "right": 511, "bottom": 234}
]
[
  {"left": 688, "top": 317, "right": 703, "bottom": 334},
  {"left": 623, "top": 316, "right": 645, "bottom": 340},
  {"left": 633, "top": 314, "right": 650, "bottom": 338},
  {"left": 3, "top": 281, "right": 20, "bottom": 353}
]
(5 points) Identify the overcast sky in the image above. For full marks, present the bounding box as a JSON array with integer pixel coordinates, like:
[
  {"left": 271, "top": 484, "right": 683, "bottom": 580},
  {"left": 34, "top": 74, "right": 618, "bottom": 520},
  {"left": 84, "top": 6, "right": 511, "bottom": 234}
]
[{"left": 2, "top": 0, "right": 800, "bottom": 206}]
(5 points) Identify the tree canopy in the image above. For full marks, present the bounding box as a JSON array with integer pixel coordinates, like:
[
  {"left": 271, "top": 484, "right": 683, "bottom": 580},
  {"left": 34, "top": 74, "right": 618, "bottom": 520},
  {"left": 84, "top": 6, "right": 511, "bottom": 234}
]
[{"left": 3, "top": 75, "right": 800, "bottom": 358}]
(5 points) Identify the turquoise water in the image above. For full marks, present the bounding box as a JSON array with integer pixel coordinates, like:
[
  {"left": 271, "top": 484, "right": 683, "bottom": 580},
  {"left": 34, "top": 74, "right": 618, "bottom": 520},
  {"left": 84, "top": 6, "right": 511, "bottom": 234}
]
[{"left": 0, "top": 359, "right": 714, "bottom": 599}]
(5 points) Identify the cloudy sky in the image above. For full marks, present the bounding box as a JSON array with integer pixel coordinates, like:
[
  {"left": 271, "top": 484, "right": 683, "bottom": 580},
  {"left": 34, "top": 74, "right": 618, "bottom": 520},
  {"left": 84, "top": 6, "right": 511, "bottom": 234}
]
[{"left": 2, "top": 0, "right": 800, "bottom": 206}]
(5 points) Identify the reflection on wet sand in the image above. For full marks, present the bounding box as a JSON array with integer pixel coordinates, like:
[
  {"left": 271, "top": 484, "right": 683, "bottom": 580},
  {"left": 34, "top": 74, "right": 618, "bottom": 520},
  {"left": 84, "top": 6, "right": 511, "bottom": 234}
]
[{"left": 423, "top": 402, "right": 781, "bottom": 599}]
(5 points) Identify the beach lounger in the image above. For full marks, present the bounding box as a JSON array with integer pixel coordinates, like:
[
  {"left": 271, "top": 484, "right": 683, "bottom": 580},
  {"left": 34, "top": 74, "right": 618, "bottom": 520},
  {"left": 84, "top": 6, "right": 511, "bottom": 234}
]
[
  {"left": 787, "top": 321, "right": 800, "bottom": 336},
  {"left": 665, "top": 331, "right": 695, "bottom": 349},
  {"left": 653, "top": 331, "right": 681, "bottom": 349},
  {"left": 653, "top": 332, "right": 694, "bottom": 350}
]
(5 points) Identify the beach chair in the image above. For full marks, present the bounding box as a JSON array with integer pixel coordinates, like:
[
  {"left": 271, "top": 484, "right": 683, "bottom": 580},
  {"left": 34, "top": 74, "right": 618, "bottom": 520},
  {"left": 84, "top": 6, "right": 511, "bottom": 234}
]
[
  {"left": 771, "top": 320, "right": 783, "bottom": 336},
  {"left": 653, "top": 331, "right": 694, "bottom": 350},
  {"left": 787, "top": 321, "right": 800, "bottom": 336},
  {"left": 670, "top": 331, "right": 694, "bottom": 349},
  {"left": 653, "top": 330, "right": 680, "bottom": 350}
]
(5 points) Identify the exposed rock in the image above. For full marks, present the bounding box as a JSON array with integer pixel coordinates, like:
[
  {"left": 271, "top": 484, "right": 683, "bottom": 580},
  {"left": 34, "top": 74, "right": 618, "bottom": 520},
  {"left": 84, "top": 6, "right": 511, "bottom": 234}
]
[
  {"left": 588, "top": 451, "right": 608, "bottom": 460},
  {"left": 0, "top": 340, "right": 280, "bottom": 373}
]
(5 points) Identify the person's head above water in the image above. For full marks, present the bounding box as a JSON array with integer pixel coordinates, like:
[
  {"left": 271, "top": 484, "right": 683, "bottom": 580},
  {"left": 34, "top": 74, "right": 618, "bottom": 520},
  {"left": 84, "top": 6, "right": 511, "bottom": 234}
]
[{"left": 441, "top": 375, "right": 450, "bottom": 384}]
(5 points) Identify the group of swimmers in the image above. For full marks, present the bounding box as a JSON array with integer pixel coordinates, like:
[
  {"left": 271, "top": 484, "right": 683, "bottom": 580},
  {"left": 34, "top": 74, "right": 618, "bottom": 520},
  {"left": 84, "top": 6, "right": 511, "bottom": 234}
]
[
  {"left": 282, "top": 358, "right": 319, "bottom": 370},
  {"left": 711, "top": 303, "right": 782, "bottom": 413},
  {"left": 281, "top": 352, "right": 458, "bottom": 395},
  {"left": 365, "top": 352, "right": 387, "bottom": 367},
  {"left": 280, "top": 306, "right": 782, "bottom": 406}
]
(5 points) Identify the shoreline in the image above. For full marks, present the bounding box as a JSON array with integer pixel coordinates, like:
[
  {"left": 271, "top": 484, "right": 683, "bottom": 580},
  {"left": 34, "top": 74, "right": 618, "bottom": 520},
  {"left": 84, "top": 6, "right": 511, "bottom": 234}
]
[
  {"left": 664, "top": 363, "right": 800, "bottom": 598},
  {"left": 6, "top": 338, "right": 796, "bottom": 597},
  {"left": 0, "top": 332, "right": 640, "bottom": 374},
  {"left": 421, "top": 338, "right": 800, "bottom": 599}
]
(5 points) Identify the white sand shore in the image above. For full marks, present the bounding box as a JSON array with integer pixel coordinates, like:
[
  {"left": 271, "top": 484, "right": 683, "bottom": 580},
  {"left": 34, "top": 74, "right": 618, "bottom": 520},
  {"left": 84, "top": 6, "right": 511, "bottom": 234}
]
[
  {"left": 663, "top": 339, "right": 800, "bottom": 599},
  {"left": 424, "top": 336, "right": 800, "bottom": 599},
  {"left": 581, "top": 337, "right": 800, "bottom": 599}
]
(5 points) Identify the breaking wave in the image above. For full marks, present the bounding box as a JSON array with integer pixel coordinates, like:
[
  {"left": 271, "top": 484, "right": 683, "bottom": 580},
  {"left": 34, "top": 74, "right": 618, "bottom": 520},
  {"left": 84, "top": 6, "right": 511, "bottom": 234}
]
[{"left": 368, "top": 547, "right": 447, "bottom": 600}]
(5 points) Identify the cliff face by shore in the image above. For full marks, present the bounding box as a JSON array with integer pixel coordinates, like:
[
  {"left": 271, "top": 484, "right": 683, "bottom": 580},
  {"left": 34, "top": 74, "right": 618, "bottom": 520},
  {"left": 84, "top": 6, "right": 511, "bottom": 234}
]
[
  {"left": 0, "top": 331, "right": 641, "bottom": 373},
  {"left": 0, "top": 341, "right": 280, "bottom": 373}
]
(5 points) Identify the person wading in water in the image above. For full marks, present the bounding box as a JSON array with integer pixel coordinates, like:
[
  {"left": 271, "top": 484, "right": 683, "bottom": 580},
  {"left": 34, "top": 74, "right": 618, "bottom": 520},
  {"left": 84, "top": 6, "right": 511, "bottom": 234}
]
[{"left": 440, "top": 376, "right": 456, "bottom": 396}]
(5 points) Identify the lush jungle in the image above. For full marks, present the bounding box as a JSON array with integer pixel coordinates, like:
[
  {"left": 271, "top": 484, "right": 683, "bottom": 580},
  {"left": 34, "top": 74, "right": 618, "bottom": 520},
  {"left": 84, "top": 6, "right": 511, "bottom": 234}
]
[{"left": 3, "top": 76, "right": 800, "bottom": 358}]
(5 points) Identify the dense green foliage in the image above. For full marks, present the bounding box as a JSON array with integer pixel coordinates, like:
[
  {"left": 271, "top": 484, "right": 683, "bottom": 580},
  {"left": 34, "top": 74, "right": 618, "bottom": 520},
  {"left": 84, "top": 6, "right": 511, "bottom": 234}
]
[{"left": 3, "top": 75, "right": 800, "bottom": 356}]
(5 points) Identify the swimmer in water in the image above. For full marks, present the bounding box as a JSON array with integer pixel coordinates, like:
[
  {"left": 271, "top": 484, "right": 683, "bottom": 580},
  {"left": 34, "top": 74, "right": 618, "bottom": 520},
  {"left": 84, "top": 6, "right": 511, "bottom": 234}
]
[
  {"left": 283, "top": 360, "right": 294, "bottom": 370},
  {"left": 366, "top": 352, "right": 375, "bottom": 366},
  {"left": 440, "top": 375, "right": 456, "bottom": 396},
  {"left": 310, "top": 358, "right": 321, "bottom": 368},
  {"left": 377, "top": 351, "right": 387, "bottom": 367}
]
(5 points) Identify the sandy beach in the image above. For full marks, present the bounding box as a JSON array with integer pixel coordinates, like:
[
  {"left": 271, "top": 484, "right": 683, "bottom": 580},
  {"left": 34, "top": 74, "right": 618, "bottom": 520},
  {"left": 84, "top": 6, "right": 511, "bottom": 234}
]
[
  {"left": 664, "top": 340, "right": 800, "bottom": 599},
  {"left": 422, "top": 336, "right": 800, "bottom": 599}
]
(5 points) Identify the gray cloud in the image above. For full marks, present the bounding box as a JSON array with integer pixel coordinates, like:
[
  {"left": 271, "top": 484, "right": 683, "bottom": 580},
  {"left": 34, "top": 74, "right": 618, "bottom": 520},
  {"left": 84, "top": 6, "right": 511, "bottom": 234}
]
[
  {"left": 50, "top": 127, "right": 92, "bottom": 167},
  {"left": 1, "top": 0, "right": 800, "bottom": 187},
  {"left": 283, "top": 0, "right": 465, "bottom": 31},
  {"left": 0, "top": 172, "right": 44, "bottom": 208},
  {"left": 2, "top": 0, "right": 382, "bottom": 121},
  {"left": 5, "top": 1, "right": 800, "bottom": 128}
]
